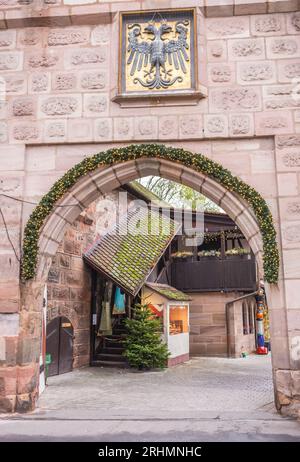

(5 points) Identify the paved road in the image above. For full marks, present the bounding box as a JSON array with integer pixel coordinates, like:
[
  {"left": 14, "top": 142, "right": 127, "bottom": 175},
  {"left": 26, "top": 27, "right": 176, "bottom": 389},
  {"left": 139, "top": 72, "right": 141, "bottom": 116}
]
[{"left": 0, "top": 356, "right": 299, "bottom": 442}]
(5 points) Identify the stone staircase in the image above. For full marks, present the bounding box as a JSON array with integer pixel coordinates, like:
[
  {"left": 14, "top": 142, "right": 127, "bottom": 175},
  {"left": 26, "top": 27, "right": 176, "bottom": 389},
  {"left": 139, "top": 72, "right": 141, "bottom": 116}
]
[{"left": 93, "top": 322, "right": 128, "bottom": 368}]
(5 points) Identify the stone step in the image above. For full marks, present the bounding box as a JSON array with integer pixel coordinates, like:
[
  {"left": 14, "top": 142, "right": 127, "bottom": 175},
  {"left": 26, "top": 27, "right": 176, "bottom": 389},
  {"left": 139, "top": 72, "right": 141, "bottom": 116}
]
[
  {"left": 91, "top": 360, "right": 128, "bottom": 369},
  {"left": 101, "top": 347, "right": 124, "bottom": 355},
  {"left": 96, "top": 353, "right": 127, "bottom": 362},
  {"left": 113, "top": 328, "right": 127, "bottom": 335}
]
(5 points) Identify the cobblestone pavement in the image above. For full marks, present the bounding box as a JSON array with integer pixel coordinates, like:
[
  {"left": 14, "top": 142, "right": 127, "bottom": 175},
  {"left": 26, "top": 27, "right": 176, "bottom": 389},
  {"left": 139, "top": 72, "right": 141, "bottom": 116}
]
[
  {"left": 1, "top": 355, "right": 300, "bottom": 441},
  {"left": 38, "top": 355, "right": 274, "bottom": 413}
]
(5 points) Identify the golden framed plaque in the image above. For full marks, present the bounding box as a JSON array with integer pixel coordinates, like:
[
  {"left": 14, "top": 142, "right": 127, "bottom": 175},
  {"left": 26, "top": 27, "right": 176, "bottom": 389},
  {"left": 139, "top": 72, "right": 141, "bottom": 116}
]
[{"left": 119, "top": 9, "right": 197, "bottom": 97}]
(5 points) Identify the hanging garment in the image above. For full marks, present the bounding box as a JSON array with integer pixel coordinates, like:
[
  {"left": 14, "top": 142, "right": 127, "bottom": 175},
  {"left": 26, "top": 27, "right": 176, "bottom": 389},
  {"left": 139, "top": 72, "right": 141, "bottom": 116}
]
[
  {"left": 99, "top": 301, "right": 112, "bottom": 335},
  {"left": 113, "top": 287, "right": 126, "bottom": 315}
]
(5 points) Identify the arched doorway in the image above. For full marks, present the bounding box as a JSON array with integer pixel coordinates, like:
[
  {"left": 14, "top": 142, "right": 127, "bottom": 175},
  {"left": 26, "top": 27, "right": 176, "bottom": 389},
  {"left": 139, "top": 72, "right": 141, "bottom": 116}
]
[
  {"left": 46, "top": 317, "right": 74, "bottom": 377},
  {"left": 18, "top": 144, "right": 282, "bottom": 413}
]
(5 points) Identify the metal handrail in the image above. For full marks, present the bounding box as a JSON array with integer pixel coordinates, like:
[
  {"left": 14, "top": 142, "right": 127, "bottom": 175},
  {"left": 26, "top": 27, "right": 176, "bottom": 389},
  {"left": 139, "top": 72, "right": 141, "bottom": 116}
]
[{"left": 225, "top": 291, "right": 258, "bottom": 357}]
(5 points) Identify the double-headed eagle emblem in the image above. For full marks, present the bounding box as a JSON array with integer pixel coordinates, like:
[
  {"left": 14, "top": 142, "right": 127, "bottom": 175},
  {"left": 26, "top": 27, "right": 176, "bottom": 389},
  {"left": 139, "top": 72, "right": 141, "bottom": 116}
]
[{"left": 127, "top": 20, "right": 190, "bottom": 90}]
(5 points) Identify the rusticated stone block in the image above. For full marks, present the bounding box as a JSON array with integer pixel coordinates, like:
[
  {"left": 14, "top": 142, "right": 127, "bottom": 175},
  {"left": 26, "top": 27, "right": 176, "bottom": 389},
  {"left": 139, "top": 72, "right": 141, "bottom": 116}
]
[
  {"left": 0, "top": 30, "right": 16, "bottom": 49},
  {"left": 67, "top": 118, "right": 93, "bottom": 142},
  {"left": 29, "top": 72, "right": 50, "bottom": 94},
  {"left": 281, "top": 222, "right": 300, "bottom": 249},
  {"left": 285, "top": 280, "right": 300, "bottom": 310},
  {"left": 278, "top": 58, "right": 300, "bottom": 82},
  {"left": 228, "top": 37, "right": 265, "bottom": 60},
  {"left": 16, "top": 364, "right": 38, "bottom": 395},
  {"left": 276, "top": 134, "right": 300, "bottom": 149},
  {"left": 52, "top": 72, "right": 76, "bottom": 92},
  {"left": 0, "top": 314, "right": 19, "bottom": 336},
  {"left": 255, "top": 110, "right": 294, "bottom": 136},
  {"left": 206, "top": 16, "right": 249, "bottom": 39},
  {"left": 83, "top": 93, "right": 108, "bottom": 117},
  {"left": 18, "top": 28, "right": 41, "bottom": 47},
  {"left": 25, "top": 52, "right": 61, "bottom": 69},
  {"left": 207, "top": 63, "right": 235, "bottom": 85},
  {"left": 264, "top": 97, "right": 300, "bottom": 111},
  {"left": 276, "top": 148, "right": 300, "bottom": 172},
  {"left": 204, "top": 114, "right": 228, "bottom": 138},
  {"left": 134, "top": 116, "right": 158, "bottom": 140},
  {"left": 179, "top": 115, "right": 203, "bottom": 139},
  {"left": 277, "top": 172, "right": 299, "bottom": 196},
  {"left": 39, "top": 94, "right": 82, "bottom": 118},
  {"left": 237, "top": 61, "right": 276, "bottom": 85},
  {"left": 94, "top": 117, "right": 112, "bottom": 142},
  {"left": 65, "top": 270, "right": 84, "bottom": 287},
  {"left": 11, "top": 97, "right": 35, "bottom": 117},
  {"left": 158, "top": 116, "right": 178, "bottom": 140},
  {"left": 210, "top": 87, "right": 261, "bottom": 113},
  {"left": 0, "top": 193, "right": 22, "bottom": 224},
  {"left": 91, "top": 25, "right": 110, "bottom": 45},
  {"left": 250, "top": 13, "right": 285, "bottom": 36},
  {"left": 0, "top": 51, "right": 23, "bottom": 71},
  {"left": 279, "top": 197, "right": 300, "bottom": 221},
  {"left": 0, "top": 254, "right": 20, "bottom": 281},
  {"left": 0, "top": 174, "right": 23, "bottom": 196},
  {"left": 2, "top": 73, "right": 26, "bottom": 95},
  {"left": 207, "top": 40, "right": 227, "bottom": 62},
  {"left": 17, "top": 337, "right": 40, "bottom": 366},
  {"left": 79, "top": 70, "right": 108, "bottom": 91},
  {"left": 10, "top": 122, "right": 41, "bottom": 143},
  {"left": 47, "top": 268, "right": 60, "bottom": 283},
  {"left": 59, "top": 254, "right": 70, "bottom": 268},
  {"left": 266, "top": 36, "right": 300, "bottom": 59},
  {"left": 3, "top": 337, "right": 17, "bottom": 367},
  {"left": 113, "top": 117, "right": 134, "bottom": 141},
  {"left": 44, "top": 119, "right": 67, "bottom": 142},
  {"left": 52, "top": 286, "right": 69, "bottom": 300},
  {"left": 73, "top": 328, "right": 89, "bottom": 344},
  {"left": 64, "top": 46, "right": 108, "bottom": 69},
  {"left": 287, "top": 11, "right": 300, "bottom": 35},
  {"left": 47, "top": 28, "right": 90, "bottom": 46}
]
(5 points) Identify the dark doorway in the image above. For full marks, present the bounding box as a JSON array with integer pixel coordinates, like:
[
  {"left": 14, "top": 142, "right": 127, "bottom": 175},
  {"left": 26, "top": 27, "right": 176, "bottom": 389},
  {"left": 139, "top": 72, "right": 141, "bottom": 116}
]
[{"left": 46, "top": 317, "right": 74, "bottom": 377}]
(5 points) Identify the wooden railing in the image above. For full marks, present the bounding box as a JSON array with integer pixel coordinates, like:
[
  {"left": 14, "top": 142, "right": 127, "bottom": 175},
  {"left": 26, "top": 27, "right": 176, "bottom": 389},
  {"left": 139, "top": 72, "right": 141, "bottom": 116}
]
[{"left": 170, "top": 255, "right": 257, "bottom": 292}]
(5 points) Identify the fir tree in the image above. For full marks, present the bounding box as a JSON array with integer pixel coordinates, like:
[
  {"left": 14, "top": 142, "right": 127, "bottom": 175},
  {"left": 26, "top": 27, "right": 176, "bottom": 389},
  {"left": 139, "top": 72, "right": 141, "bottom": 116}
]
[{"left": 123, "top": 303, "right": 170, "bottom": 370}]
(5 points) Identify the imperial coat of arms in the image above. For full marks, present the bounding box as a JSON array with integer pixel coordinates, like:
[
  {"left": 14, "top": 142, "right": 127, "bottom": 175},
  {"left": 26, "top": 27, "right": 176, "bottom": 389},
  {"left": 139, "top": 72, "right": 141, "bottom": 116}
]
[{"left": 120, "top": 10, "right": 196, "bottom": 95}]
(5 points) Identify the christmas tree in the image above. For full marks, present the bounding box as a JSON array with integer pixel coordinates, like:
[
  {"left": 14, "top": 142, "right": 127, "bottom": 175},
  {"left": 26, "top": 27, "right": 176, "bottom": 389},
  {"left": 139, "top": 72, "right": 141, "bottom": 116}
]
[{"left": 124, "top": 303, "right": 170, "bottom": 370}]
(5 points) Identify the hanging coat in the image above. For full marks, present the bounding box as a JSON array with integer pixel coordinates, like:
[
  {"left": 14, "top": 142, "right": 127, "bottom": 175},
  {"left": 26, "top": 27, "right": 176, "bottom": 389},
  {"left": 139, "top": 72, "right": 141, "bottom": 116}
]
[{"left": 113, "top": 287, "right": 126, "bottom": 315}]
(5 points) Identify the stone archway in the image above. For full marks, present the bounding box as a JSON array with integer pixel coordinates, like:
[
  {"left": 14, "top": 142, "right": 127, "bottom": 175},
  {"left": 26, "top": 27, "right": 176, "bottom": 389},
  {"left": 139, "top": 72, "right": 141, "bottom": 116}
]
[{"left": 18, "top": 145, "right": 281, "bottom": 413}]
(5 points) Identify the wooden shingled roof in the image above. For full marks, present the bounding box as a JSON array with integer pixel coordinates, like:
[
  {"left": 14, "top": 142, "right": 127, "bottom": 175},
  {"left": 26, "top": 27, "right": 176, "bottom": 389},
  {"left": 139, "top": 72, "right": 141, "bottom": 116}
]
[
  {"left": 145, "top": 283, "right": 192, "bottom": 302},
  {"left": 83, "top": 206, "right": 180, "bottom": 296}
]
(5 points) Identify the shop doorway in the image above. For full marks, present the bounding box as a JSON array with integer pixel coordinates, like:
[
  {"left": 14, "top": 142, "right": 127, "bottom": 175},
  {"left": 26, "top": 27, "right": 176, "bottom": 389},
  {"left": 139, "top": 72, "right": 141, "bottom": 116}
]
[{"left": 46, "top": 317, "right": 74, "bottom": 377}]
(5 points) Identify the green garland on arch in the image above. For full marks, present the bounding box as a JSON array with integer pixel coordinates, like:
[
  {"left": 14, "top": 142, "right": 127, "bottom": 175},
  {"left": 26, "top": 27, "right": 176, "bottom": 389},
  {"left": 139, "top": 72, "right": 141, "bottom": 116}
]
[{"left": 21, "top": 144, "right": 279, "bottom": 283}]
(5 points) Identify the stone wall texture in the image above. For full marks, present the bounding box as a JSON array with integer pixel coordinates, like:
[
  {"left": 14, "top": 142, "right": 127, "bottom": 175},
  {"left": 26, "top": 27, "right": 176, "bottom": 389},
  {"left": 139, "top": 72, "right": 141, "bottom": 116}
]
[
  {"left": 0, "top": 1, "right": 299, "bottom": 416},
  {"left": 46, "top": 207, "right": 96, "bottom": 371},
  {"left": 188, "top": 291, "right": 256, "bottom": 357}
]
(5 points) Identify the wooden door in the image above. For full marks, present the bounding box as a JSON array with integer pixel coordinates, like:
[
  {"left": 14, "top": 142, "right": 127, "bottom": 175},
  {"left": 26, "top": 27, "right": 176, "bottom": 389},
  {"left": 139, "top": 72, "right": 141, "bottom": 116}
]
[{"left": 46, "top": 317, "right": 73, "bottom": 377}]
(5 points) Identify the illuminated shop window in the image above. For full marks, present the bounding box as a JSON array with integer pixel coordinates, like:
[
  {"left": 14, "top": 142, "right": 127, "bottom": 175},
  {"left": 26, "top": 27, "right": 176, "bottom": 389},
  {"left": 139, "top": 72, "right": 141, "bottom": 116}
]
[{"left": 169, "top": 305, "right": 188, "bottom": 335}]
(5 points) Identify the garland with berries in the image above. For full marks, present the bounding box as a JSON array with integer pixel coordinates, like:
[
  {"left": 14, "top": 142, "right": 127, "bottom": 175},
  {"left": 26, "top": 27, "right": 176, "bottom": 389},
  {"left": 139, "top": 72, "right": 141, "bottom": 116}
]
[{"left": 21, "top": 144, "right": 279, "bottom": 283}]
